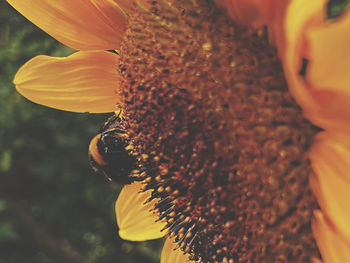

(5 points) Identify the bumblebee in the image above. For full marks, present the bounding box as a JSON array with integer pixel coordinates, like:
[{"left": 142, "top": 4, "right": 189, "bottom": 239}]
[{"left": 88, "top": 114, "right": 142, "bottom": 184}]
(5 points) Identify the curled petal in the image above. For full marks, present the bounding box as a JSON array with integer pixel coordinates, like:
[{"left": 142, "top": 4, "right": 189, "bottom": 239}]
[
  {"left": 310, "top": 132, "right": 350, "bottom": 245},
  {"left": 305, "top": 8, "right": 350, "bottom": 132},
  {"left": 307, "top": 8, "right": 350, "bottom": 92},
  {"left": 312, "top": 210, "right": 350, "bottom": 263},
  {"left": 277, "top": 0, "right": 328, "bottom": 125},
  {"left": 115, "top": 182, "right": 167, "bottom": 241},
  {"left": 161, "top": 237, "right": 194, "bottom": 263},
  {"left": 259, "top": 0, "right": 290, "bottom": 49},
  {"left": 14, "top": 51, "right": 120, "bottom": 113},
  {"left": 7, "top": 0, "right": 127, "bottom": 50}
]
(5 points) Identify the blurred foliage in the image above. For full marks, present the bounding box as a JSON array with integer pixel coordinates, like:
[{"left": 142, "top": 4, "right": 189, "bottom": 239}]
[
  {"left": 0, "top": 2, "right": 161, "bottom": 263},
  {"left": 328, "top": 0, "right": 350, "bottom": 18}
]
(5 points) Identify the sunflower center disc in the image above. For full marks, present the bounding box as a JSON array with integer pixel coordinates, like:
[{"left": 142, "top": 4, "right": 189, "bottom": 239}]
[{"left": 119, "top": 0, "right": 320, "bottom": 262}]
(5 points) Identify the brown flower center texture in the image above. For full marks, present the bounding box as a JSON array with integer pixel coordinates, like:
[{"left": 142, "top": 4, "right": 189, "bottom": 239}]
[{"left": 118, "top": 0, "right": 321, "bottom": 262}]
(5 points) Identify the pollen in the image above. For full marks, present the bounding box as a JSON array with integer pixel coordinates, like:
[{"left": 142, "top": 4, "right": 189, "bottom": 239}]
[{"left": 118, "top": 0, "right": 321, "bottom": 262}]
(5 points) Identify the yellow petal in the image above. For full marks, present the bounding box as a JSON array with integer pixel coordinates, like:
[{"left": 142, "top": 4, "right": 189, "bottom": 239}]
[
  {"left": 115, "top": 181, "right": 167, "bottom": 241},
  {"left": 278, "top": 0, "right": 350, "bottom": 133},
  {"left": 281, "top": 0, "right": 327, "bottom": 113},
  {"left": 14, "top": 51, "right": 120, "bottom": 113},
  {"left": 307, "top": 8, "right": 350, "bottom": 93},
  {"left": 310, "top": 132, "right": 350, "bottom": 243},
  {"left": 259, "top": 0, "right": 290, "bottom": 48},
  {"left": 161, "top": 237, "right": 194, "bottom": 263},
  {"left": 304, "top": 8, "right": 350, "bottom": 132},
  {"left": 7, "top": 0, "right": 127, "bottom": 50},
  {"left": 312, "top": 210, "right": 350, "bottom": 263}
]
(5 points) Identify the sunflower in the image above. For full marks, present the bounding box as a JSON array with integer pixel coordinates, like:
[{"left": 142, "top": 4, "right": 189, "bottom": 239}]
[{"left": 7, "top": 0, "right": 350, "bottom": 262}]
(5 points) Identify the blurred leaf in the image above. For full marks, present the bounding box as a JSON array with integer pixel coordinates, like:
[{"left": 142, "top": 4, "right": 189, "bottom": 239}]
[
  {"left": 0, "top": 24, "right": 9, "bottom": 46},
  {"left": 0, "top": 150, "right": 12, "bottom": 172},
  {"left": 0, "top": 200, "right": 7, "bottom": 212},
  {"left": 328, "top": 0, "right": 350, "bottom": 19},
  {"left": 0, "top": 222, "right": 18, "bottom": 241}
]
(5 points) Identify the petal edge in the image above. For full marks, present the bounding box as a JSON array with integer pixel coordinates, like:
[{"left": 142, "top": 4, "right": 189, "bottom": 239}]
[
  {"left": 115, "top": 182, "right": 167, "bottom": 241},
  {"left": 14, "top": 51, "right": 120, "bottom": 113},
  {"left": 7, "top": 0, "right": 127, "bottom": 50},
  {"left": 161, "top": 237, "right": 194, "bottom": 263}
]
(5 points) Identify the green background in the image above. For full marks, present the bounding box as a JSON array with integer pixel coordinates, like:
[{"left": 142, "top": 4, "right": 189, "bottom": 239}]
[
  {"left": 0, "top": 0, "right": 349, "bottom": 262},
  {"left": 0, "top": 2, "right": 161, "bottom": 263}
]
